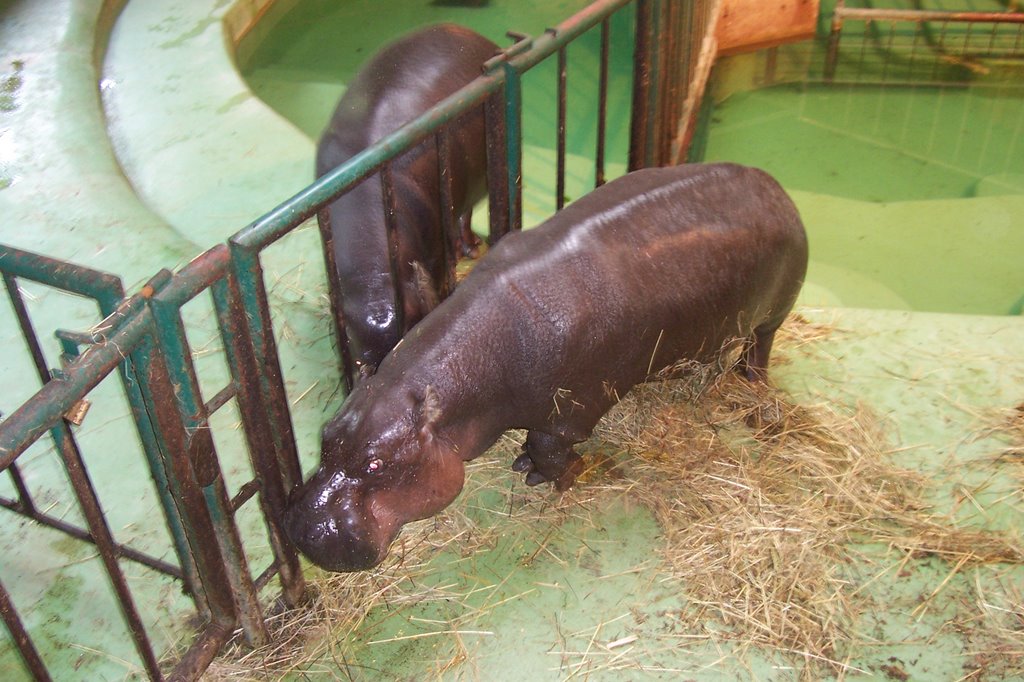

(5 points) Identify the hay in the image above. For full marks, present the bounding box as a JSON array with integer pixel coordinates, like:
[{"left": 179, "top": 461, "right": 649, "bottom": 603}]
[{"left": 193, "top": 315, "right": 1024, "bottom": 679}]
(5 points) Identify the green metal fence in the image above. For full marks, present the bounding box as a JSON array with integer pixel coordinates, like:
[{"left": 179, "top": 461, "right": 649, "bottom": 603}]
[{"left": 0, "top": 1, "right": 718, "bottom": 679}]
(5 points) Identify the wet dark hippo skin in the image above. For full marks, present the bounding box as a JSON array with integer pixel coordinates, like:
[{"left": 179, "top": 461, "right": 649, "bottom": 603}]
[
  {"left": 317, "top": 24, "right": 498, "bottom": 380},
  {"left": 285, "top": 162, "right": 809, "bottom": 572}
]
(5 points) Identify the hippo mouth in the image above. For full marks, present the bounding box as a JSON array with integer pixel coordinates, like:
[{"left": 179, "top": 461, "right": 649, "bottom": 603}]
[{"left": 281, "top": 475, "right": 400, "bottom": 573}]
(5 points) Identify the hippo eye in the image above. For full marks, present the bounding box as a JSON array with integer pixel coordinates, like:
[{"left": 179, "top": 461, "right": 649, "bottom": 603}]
[{"left": 367, "top": 458, "right": 383, "bottom": 473}]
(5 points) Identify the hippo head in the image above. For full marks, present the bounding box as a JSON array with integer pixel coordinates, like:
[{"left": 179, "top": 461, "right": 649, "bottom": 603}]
[{"left": 282, "top": 385, "right": 465, "bottom": 572}]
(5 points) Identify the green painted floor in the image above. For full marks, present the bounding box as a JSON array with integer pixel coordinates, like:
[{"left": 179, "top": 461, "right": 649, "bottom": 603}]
[{"left": 0, "top": 0, "right": 1022, "bottom": 680}]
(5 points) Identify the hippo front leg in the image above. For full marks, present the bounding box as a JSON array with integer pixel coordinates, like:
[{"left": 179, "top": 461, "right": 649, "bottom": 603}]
[{"left": 512, "top": 431, "right": 584, "bottom": 491}]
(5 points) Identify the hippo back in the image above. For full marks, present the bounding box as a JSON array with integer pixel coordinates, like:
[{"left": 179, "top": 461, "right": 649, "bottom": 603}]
[{"left": 382, "top": 163, "right": 809, "bottom": 440}]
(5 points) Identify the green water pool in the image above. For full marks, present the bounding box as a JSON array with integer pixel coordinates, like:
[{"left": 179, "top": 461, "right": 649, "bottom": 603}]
[{"left": 703, "top": 81, "right": 1024, "bottom": 315}]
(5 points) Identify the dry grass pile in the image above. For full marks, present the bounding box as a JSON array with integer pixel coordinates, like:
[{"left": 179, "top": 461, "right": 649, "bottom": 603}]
[
  {"left": 591, "top": 362, "right": 1022, "bottom": 675},
  {"left": 198, "top": 315, "right": 1024, "bottom": 679}
]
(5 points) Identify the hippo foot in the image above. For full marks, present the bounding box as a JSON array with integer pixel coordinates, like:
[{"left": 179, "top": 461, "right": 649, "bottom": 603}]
[
  {"left": 735, "top": 325, "right": 779, "bottom": 384},
  {"left": 511, "top": 452, "right": 550, "bottom": 486},
  {"left": 512, "top": 433, "right": 583, "bottom": 491},
  {"left": 458, "top": 234, "right": 482, "bottom": 259},
  {"left": 456, "top": 212, "right": 482, "bottom": 259}
]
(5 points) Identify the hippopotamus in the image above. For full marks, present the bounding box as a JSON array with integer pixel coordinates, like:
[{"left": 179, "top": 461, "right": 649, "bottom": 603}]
[
  {"left": 284, "top": 162, "right": 809, "bottom": 572},
  {"left": 317, "top": 24, "right": 498, "bottom": 380}
]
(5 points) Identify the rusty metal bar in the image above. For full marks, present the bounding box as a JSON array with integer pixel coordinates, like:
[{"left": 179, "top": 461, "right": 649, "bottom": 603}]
[
  {"left": 130, "top": 323, "right": 240, "bottom": 636},
  {"left": 595, "top": 17, "right": 610, "bottom": 187},
  {"left": 835, "top": 7, "right": 1024, "bottom": 24},
  {"left": 483, "top": 86, "right": 511, "bottom": 244},
  {"left": 53, "top": 415, "right": 163, "bottom": 679},
  {"left": 232, "top": 75, "right": 503, "bottom": 253},
  {"left": 3, "top": 462, "right": 35, "bottom": 515},
  {"left": 167, "top": 621, "right": 233, "bottom": 682},
  {"left": 0, "top": 245, "right": 124, "bottom": 313},
  {"left": 225, "top": 243, "right": 302, "bottom": 492},
  {"left": 497, "top": 34, "right": 530, "bottom": 233},
  {"left": 825, "top": 0, "right": 845, "bottom": 82},
  {"left": 147, "top": 250, "right": 268, "bottom": 648},
  {"left": 662, "top": 0, "right": 684, "bottom": 163},
  {"left": 229, "top": 479, "right": 261, "bottom": 511},
  {"left": 1, "top": 576, "right": 52, "bottom": 682},
  {"left": 505, "top": 0, "right": 633, "bottom": 72},
  {"left": 556, "top": 41, "right": 568, "bottom": 211},
  {"left": 0, "top": 495, "right": 183, "bottom": 577},
  {"left": 629, "top": 0, "right": 655, "bottom": 170},
  {"left": 379, "top": 163, "right": 407, "bottom": 336},
  {"left": 435, "top": 126, "right": 458, "bottom": 297},
  {"left": 0, "top": 314, "right": 148, "bottom": 471},
  {"left": 315, "top": 207, "right": 354, "bottom": 394},
  {"left": 203, "top": 383, "right": 237, "bottom": 416},
  {"left": 2, "top": 272, "right": 53, "bottom": 385},
  {"left": 211, "top": 272, "right": 305, "bottom": 609}
]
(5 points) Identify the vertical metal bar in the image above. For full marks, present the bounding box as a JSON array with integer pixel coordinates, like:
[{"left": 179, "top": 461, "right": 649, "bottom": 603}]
[
  {"left": 1, "top": 577, "right": 53, "bottom": 682},
  {"left": 5, "top": 464, "right": 36, "bottom": 514},
  {"left": 225, "top": 244, "right": 303, "bottom": 493},
  {"left": 986, "top": 20, "right": 999, "bottom": 56},
  {"left": 131, "top": 332, "right": 241, "bottom": 636},
  {"left": 484, "top": 88, "right": 511, "bottom": 244},
  {"left": 931, "top": 20, "right": 950, "bottom": 81},
  {"left": 595, "top": 17, "right": 610, "bottom": 187},
  {"left": 379, "top": 164, "right": 407, "bottom": 334},
  {"left": 147, "top": 291, "right": 268, "bottom": 648},
  {"left": 197, "top": 452, "right": 269, "bottom": 647},
  {"left": 435, "top": 126, "right": 458, "bottom": 297},
  {"left": 211, "top": 276, "right": 305, "bottom": 608},
  {"left": 661, "top": 0, "right": 684, "bottom": 165},
  {"left": 764, "top": 46, "right": 779, "bottom": 85},
  {"left": 881, "top": 21, "right": 896, "bottom": 82},
  {"left": 53, "top": 418, "right": 164, "bottom": 679},
  {"left": 556, "top": 44, "right": 568, "bottom": 211},
  {"left": 857, "top": 19, "right": 872, "bottom": 83},
  {"left": 316, "top": 207, "right": 354, "bottom": 395},
  {"left": 502, "top": 62, "right": 524, "bottom": 231},
  {"left": 0, "top": 274, "right": 42, "bottom": 526},
  {"left": 106, "top": 272, "right": 210, "bottom": 615},
  {"left": 825, "top": 0, "right": 846, "bottom": 82},
  {"left": 2, "top": 272, "right": 52, "bottom": 385},
  {"left": 962, "top": 20, "right": 974, "bottom": 62},
  {"left": 908, "top": 18, "right": 922, "bottom": 80},
  {"left": 628, "top": 0, "right": 655, "bottom": 170},
  {"left": 125, "top": 382, "right": 208, "bottom": 608}
]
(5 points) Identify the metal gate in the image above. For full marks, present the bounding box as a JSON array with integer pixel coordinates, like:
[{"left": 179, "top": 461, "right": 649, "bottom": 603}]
[
  {"left": 825, "top": 1, "right": 1024, "bottom": 85},
  {"left": 0, "top": 1, "right": 719, "bottom": 679}
]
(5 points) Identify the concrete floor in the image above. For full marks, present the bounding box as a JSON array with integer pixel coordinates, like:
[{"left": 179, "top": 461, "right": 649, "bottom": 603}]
[{"left": 1, "top": 0, "right": 1022, "bottom": 680}]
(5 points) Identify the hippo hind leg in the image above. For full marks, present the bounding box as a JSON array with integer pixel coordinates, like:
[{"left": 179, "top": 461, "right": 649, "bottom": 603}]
[
  {"left": 737, "top": 320, "right": 781, "bottom": 383},
  {"left": 457, "top": 211, "right": 481, "bottom": 258},
  {"left": 512, "top": 431, "right": 584, "bottom": 491}
]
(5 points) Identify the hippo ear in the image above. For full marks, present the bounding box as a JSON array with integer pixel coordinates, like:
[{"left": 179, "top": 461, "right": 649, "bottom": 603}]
[{"left": 417, "top": 385, "right": 442, "bottom": 441}]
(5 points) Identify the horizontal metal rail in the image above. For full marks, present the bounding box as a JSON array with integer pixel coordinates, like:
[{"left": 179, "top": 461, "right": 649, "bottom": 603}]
[{"left": 835, "top": 7, "right": 1024, "bottom": 25}]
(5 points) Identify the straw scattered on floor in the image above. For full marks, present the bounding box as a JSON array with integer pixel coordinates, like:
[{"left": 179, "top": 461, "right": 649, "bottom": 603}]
[{"left": 193, "top": 314, "right": 1024, "bottom": 680}]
